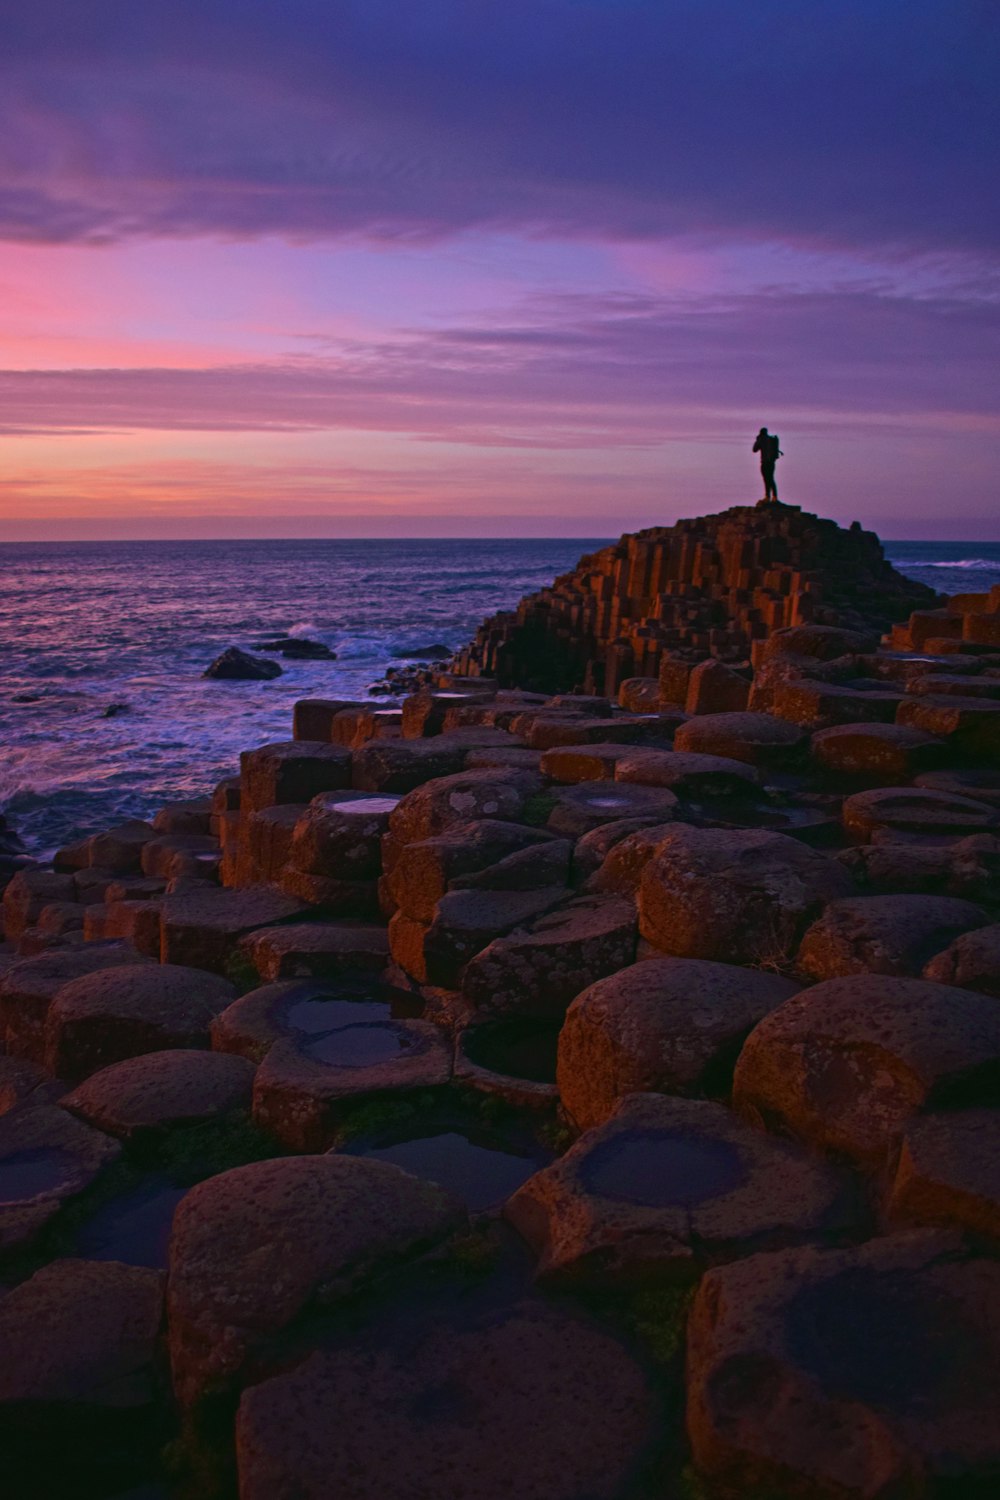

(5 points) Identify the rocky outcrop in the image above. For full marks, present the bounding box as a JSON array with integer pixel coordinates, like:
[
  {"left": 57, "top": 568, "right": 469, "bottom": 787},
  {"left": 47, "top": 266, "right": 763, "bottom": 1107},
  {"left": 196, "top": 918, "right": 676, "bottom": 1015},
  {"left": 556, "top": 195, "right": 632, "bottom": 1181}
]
[{"left": 453, "top": 500, "right": 937, "bottom": 694}]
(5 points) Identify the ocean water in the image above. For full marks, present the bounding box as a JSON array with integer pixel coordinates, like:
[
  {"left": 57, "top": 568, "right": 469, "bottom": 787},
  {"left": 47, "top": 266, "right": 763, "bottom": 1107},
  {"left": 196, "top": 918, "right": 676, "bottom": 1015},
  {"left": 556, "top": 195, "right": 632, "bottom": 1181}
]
[{"left": 1, "top": 536, "right": 997, "bottom": 858}]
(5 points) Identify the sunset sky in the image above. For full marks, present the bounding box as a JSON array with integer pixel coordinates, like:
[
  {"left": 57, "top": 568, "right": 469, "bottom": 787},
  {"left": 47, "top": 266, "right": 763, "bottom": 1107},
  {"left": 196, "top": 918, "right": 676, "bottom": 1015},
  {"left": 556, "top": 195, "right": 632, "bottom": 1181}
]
[{"left": 1, "top": 1, "right": 997, "bottom": 540}]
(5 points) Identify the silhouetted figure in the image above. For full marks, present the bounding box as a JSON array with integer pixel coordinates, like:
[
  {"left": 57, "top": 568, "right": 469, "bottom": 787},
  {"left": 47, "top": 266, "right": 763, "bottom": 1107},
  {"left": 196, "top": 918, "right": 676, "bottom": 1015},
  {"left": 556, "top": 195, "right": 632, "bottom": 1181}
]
[{"left": 753, "top": 427, "right": 782, "bottom": 501}]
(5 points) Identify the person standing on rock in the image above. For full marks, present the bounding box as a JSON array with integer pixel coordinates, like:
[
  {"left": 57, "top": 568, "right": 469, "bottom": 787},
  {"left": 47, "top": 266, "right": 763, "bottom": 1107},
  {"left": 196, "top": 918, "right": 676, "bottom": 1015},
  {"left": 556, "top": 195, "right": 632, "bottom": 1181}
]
[{"left": 753, "top": 427, "right": 782, "bottom": 501}]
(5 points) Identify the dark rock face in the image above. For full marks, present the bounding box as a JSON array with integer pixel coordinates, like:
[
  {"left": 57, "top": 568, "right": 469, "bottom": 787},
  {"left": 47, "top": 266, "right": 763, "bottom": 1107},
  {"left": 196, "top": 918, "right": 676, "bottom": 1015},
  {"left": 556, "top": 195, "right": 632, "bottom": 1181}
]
[
  {"left": 203, "top": 646, "right": 282, "bottom": 680},
  {"left": 686, "top": 1232, "right": 1000, "bottom": 1497},
  {"left": 453, "top": 502, "right": 937, "bottom": 694},
  {"left": 236, "top": 1302, "right": 657, "bottom": 1500}
]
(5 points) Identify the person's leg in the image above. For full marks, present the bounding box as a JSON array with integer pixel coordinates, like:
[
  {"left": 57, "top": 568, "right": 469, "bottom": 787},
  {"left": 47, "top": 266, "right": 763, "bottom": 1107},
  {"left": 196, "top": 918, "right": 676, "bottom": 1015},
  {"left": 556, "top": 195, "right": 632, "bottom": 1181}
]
[
  {"left": 769, "top": 467, "right": 778, "bottom": 501},
  {"left": 762, "top": 463, "right": 775, "bottom": 500}
]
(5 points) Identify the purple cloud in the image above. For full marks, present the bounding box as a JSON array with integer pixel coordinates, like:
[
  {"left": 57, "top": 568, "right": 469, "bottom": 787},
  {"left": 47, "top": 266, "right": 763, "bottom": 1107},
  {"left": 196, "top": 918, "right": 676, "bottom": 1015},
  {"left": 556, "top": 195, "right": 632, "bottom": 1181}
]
[{"left": 1, "top": 1, "right": 996, "bottom": 254}]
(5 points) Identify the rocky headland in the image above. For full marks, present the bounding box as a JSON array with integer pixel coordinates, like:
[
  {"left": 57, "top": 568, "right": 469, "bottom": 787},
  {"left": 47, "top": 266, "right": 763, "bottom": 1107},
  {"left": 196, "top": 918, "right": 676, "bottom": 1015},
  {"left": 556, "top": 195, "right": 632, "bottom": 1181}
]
[{"left": 2, "top": 499, "right": 1000, "bottom": 1498}]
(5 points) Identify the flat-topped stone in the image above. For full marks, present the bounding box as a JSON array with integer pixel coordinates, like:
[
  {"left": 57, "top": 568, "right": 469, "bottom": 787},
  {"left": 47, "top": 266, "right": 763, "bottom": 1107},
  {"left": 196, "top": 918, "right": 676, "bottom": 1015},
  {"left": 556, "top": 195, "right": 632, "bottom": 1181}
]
[
  {"left": 385, "top": 819, "right": 555, "bottom": 923},
  {"left": 0, "top": 1258, "right": 164, "bottom": 1424},
  {"left": 545, "top": 781, "right": 678, "bottom": 838},
  {"left": 167, "top": 1154, "right": 463, "bottom": 1405},
  {"left": 62, "top": 1049, "right": 256, "bottom": 1138},
  {"left": 0, "top": 1054, "right": 54, "bottom": 1116},
  {"left": 236, "top": 1303, "right": 656, "bottom": 1500},
  {"left": 733, "top": 974, "right": 1000, "bottom": 1168},
  {"left": 639, "top": 824, "right": 852, "bottom": 965},
  {"left": 897, "top": 693, "right": 1000, "bottom": 758},
  {"left": 811, "top": 721, "right": 945, "bottom": 782},
  {"left": 463, "top": 895, "right": 637, "bottom": 1019},
  {"left": 0, "top": 1103, "right": 120, "bottom": 1252},
  {"left": 538, "top": 742, "right": 644, "bottom": 783},
  {"left": 239, "top": 921, "right": 389, "bottom": 982},
  {"left": 842, "top": 784, "right": 1000, "bottom": 843},
  {"left": 287, "top": 790, "right": 399, "bottom": 879},
  {"left": 240, "top": 740, "right": 352, "bottom": 814},
  {"left": 160, "top": 885, "right": 309, "bottom": 971},
  {"left": 211, "top": 975, "right": 411, "bottom": 1062},
  {"left": 915, "top": 767, "right": 1000, "bottom": 809},
  {"left": 889, "top": 1109, "right": 1000, "bottom": 1241},
  {"left": 584, "top": 821, "right": 676, "bottom": 896},
  {"left": 45, "top": 962, "right": 235, "bottom": 1082},
  {"left": 351, "top": 736, "right": 484, "bottom": 793},
  {"left": 559, "top": 958, "right": 800, "bottom": 1128},
  {"left": 387, "top": 767, "right": 542, "bottom": 846},
  {"left": 506, "top": 1093, "right": 851, "bottom": 1284},
  {"left": 2, "top": 869, "right": 76, "bottom": 943},
  {"left": 0, "top": 942, "right": 153, "bottom": 1062},
  {"left": 923, "top": 922, "right": 1000, "bottom": 995},
  {"left": 687, "top": 1232, "right": 1000, "bottom": 1498},
  {"left": 614, "top": 748, "right": 759, "bottom": 796},
  {"left": 674, "top": 712, "right": 807, "bottom": 767},
  {"left": 797, "top": 893, "right": 988, "bottom": 980},
  {"left": 252, "top": 1018, "right": 452, "bottom": 1149},
  {"left": 412, "top": 885, "right": 570, "bottom": 989}
]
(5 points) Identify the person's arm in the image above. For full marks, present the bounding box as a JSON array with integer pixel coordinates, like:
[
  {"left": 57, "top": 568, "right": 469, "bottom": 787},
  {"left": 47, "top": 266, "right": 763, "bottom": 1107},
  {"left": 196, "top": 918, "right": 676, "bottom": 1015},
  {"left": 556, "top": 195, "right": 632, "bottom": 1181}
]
[{"left": 752, "top": 436, "right": 761, "bottom": 452}]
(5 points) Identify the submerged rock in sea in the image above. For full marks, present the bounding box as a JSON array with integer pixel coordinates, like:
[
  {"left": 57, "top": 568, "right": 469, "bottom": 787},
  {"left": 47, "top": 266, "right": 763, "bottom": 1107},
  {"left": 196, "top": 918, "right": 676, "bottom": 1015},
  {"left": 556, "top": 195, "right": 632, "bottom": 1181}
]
[
  {"left": 252, "top": 636, "right": 336, "bottom": 660},
  {"left": 203, "top": 647, "right": 282, "bottom": 681}
]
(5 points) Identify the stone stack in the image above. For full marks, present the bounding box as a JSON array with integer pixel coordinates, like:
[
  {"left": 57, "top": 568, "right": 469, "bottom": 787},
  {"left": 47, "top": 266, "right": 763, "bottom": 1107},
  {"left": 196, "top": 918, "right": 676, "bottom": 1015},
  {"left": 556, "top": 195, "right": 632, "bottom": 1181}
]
[{"left": 453, "top": 500, "right": 937, "bottom": 696}]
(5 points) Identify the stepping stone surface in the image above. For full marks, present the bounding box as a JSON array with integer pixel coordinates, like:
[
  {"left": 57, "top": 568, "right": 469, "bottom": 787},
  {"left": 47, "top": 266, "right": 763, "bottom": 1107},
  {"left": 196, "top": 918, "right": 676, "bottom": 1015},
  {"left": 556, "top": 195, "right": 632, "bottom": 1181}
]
[
  {"left": 160, "top": 885, "right": 309, "bottom": 971},
  {"left": 0, "top": 1103, "right": 120, "bottom": 1251},
  {"left": 686, "top": 1231, "right": 1000, "bottom": 1497},
  {"left": 462, "top": 894, "right": 637, "bottom": 1019},
  {"left": 842, "top": 785, "right": 1000, "bottom": 843},
  {"left": 638, "top": 825, "right": 852, "bottom": 965},
  {"left": 0, "top": 1258, "right": 164, "bottom": 1407},
  {"left": 236, "top": 1303, "right": 657, "bottom": 1500},
  {"left": 506, "top": 1093, "right": 852, "bottom": 1283},
  {"left": 733, "top": 974, "right": 1000, "bottom": 1168},
  {"left": 252, "top": 1017, "right": 452, "bottom": 1149},
  {"left": 674, "top": 711, "right": 806, "bottom": 766},
  {"left": 923, "top": 922, "right": 1000, "bottom": 995},
  {"left": 0, "top": 943, "right": 152, "bottom": 1061},
  {"left": 240, "top": 920, "right": 389, "bottom": 981},
  {"left": 889, "top": 1109, "right": 1000, "bottom": 1241},
  {"left": 810, "top": 721, "right": 944, "bottom": 781},
  {"left": 62, "top": 1049, "right": 257, "bottom": 1137},
  {"left": 558, "top": 957, "right": 800, "bottom": 1127},
  {"left": 44, "top": 962, "right": 235, "bottom": 1082},
  {"left": 167, "top": 1154, "right": 463, "bottom": 1405},
  {"left": 211, "top": 975, "right": 408, "bottom": 1062},
  {"left": 796, "top": 893, "right": 988, "bottom": 980}
]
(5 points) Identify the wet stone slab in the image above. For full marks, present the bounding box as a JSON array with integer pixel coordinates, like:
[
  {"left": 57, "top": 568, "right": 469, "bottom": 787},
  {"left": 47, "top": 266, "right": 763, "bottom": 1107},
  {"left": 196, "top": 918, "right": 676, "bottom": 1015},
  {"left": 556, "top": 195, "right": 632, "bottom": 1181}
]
[{"left": 506, "top": 1093, "right": 854, "bottom": 1285}]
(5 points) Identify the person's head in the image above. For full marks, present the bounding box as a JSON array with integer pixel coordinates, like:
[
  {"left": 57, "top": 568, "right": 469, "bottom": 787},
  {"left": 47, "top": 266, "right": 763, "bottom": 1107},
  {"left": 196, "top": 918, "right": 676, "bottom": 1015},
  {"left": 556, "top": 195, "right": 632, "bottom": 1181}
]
[{"left": 758, "top": 426, "right": 769, "bottom": 436}]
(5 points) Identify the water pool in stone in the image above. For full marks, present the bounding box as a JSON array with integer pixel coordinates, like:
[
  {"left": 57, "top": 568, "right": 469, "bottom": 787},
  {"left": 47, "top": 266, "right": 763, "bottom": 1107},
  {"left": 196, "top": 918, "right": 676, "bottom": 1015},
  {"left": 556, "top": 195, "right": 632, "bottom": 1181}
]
[
  {"left": 285, "top": 997, "right": 395, "bottom": 1034},
  {"left": 72, "top": 1177, "right": 187, "bottom": 1268},
  {"left": 349, "top": 1132, "right": 544, "bottom": 1212},
  {"left": 305, "top": 1023, "right": 411, "bottom": 1068},
  {"left": 0, "top": 1147, "right": 82, "bottom": 1204},
  {"left": 335, "top": 796, "right": 401, "bottom": 816},
  {"left": 583, "top": 1130, "right": 747, "bottom": 1209}
]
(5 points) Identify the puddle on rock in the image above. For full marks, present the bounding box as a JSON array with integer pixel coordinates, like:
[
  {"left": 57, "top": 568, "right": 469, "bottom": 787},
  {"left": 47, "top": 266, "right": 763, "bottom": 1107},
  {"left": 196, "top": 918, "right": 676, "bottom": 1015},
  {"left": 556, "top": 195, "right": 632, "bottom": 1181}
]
[
  {"left": 462, "top": 1019, "right": 560, "bottom": 1084},
  {"left": 583, "top": 1130, "right": 746, "bottom": 1209},
  {"left": 0, "top": 1147, "right": 81, "bottom": 1204},
  {"left": 306, "top": 1023, "right": 412, "bottom": 1068},
  {"left": 72, "top": 1176, "right": 187, "bottom": 1268},
  {"left": 346, "top": 1130, "right": 549, "bottom": 1212},
  {"left": 286, "top": 997, "right": 394, "bottom": 1034}
]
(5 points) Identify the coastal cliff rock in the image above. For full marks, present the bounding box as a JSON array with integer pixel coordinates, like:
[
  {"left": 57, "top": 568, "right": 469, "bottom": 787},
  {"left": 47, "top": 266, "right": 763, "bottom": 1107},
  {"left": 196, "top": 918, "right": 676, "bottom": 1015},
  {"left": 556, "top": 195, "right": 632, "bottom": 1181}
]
[{"left": 453, "top": 500, "right": 938, "bottom": 695}]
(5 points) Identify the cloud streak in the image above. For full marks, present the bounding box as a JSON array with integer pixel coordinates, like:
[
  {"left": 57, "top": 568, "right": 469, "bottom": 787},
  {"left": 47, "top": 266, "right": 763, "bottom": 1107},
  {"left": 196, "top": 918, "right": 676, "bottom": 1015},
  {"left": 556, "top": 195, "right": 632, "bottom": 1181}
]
[{"left": 1, "top": 1, "right": 997, "bottom": 255}]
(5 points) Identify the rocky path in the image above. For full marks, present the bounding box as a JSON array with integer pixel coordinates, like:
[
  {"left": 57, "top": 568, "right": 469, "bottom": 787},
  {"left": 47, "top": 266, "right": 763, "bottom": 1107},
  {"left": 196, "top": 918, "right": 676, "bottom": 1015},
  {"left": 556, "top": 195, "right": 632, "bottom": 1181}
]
[{"left": 2, "top": 585, "right": 1000, "bottom": 1497}]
